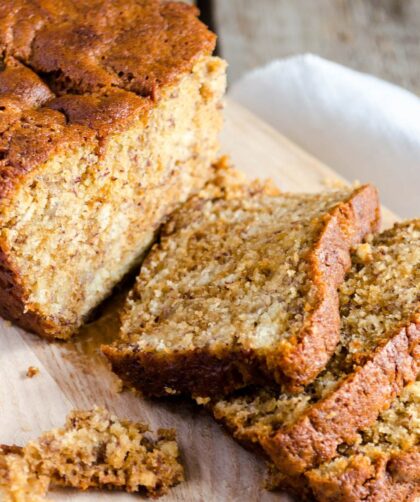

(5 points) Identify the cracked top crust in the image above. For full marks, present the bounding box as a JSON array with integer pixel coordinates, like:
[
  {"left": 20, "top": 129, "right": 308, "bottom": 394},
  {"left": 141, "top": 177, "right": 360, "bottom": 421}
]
[
  {"left": 0, "top": 0, "right": 216, "bottom": 199},
  {"left": 0, "top": 0, "right": 215, "bottom": 97}
]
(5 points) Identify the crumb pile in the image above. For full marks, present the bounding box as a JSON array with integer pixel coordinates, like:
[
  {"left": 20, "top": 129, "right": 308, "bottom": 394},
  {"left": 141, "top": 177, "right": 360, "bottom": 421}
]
[
  {"left": 0, "top": 408, "right": 184, "bottom": 500},
  {"left": 25, "top": 367, "right": 39, "bottom": 379}
]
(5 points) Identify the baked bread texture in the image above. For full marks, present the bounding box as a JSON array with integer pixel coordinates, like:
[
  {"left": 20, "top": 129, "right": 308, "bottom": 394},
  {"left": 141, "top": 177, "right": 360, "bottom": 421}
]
[
  {"left": 0, "top": 445, "right": 50, "bottom": 502},
  {"left": 0, "top": 408, "right": 184, "bottom": 500},
  {"left": 0, "top": 0, "right": 226, "bottom": 339},
  {"left": 209, "top": 221, "right": 419, "bottom": 485},
  {"left": 103, "top": 183, "right": 380, "bottom": 398},
  {"left": 268, "top": 378, "right": 419, "bottom": 502}
]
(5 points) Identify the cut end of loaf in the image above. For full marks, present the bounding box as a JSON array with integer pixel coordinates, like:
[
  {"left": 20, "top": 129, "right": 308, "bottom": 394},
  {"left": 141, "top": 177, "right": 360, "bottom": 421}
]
[
  {"left": 0, "top": 0, "right": 225, "bottom": 339},
  {"left": 0, "top": 55, "right": 226, "bottom": 339}
]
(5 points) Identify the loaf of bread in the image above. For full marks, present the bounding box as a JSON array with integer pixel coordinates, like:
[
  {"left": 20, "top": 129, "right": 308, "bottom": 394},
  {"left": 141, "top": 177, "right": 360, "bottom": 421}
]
[
  {"left": 209, "top": 221, "right": 419, "bottom": 488},
  {"left": 103, "top": 182, "right": 380, "bottom": 397},
  {"left": 0, "top": 0, "right": 225, "bottom": 339},
  {"left": 0, "top": 408, "right": 184, "bottom": 499},
  {"left": 268, "top": 379, "right": 419, "bottom": 502}
]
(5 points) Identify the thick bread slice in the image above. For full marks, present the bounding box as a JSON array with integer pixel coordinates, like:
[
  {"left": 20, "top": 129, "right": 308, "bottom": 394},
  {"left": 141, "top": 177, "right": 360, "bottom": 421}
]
[
  {"left": 0, "top": 408, "right": 184, "bottom": 500},
  {"left": 268, "top": 379, "right": 419, "bottom": 502},
  {"left": 210, "top": 221, "right": 419, "bottom": 481},
  {"left": 103, "top": 184, "right": 380, "bottom": 397}
]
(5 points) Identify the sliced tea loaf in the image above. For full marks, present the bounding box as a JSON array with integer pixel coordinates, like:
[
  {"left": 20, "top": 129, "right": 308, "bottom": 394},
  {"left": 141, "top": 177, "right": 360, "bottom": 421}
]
[
  {"left": 268, "top": 379, "right": 419, "bottom": 502},
  {"left": 103, "top": 184, "right": 380, "bottom": 397},
  {"left": 0, "top": 408, "right": 184, "bottom": 500},
  {"left": 210, "top": 220, "right": 419, "bottom": 481}
]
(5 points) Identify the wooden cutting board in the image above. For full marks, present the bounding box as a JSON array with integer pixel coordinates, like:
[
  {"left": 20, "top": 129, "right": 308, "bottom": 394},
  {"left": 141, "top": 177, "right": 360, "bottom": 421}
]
[{"left": 0, "top": 99, "right": 398, "bottom": 502}]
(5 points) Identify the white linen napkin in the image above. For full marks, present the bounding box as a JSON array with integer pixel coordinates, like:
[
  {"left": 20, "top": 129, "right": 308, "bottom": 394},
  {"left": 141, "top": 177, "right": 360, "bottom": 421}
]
[{"left": 230, "top": 54, "right": 420, "bottom": 218}]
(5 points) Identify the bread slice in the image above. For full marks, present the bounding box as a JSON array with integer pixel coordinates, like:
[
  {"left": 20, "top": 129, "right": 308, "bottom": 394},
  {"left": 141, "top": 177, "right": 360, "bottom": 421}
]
[
  {"left": 0, "top": 408, "right": 184, "bottom": 500},
  {"left": 0, "top": 1, "right": 226, "bottom": 339},
  {"left": 268, "top": 379, "right": 419, "bottom": 502},
  {"left": 210, "top": 221, "right": 419, "bottom": 481},
  {"left": 103, "top": 183, "right": 380, "bottom": 397}
]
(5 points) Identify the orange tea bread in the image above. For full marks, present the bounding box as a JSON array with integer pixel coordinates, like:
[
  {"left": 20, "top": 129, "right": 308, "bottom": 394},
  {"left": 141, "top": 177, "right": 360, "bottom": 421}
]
[
  {"left": 0, "top": 0, "right": 225, "bottom": 339},
  {"left": 104, "top": 183, "right": 380, "bottom": 397}
]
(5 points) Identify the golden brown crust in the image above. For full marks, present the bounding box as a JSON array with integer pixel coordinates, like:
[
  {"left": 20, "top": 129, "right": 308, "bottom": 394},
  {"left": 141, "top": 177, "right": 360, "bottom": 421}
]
[
  {"left": 0, "top": 1, "right": 215, "bottom": 197},
  {"left": 103, "top": 185, "right": 380, "bottom": 398},
  {"left": 47, "top": 90, "right": 149, "bottom": 139},
  {"left": 102, "top": 345, "right": 269, "bottom": 398},
  {"left": 306, "top": 449, "right": 420, "bottom": 502},
  {"left": 276, "top": 185, "right": 381, "bottom": 389},
  {"left": 262, "top": 318, "right": 420, "bottom": 476},
  {"left": 0, "top": 58, "right": 54, "bottom": 107},
  {"left": 0, "top": 1, "right": 215, "bottom": 98}
]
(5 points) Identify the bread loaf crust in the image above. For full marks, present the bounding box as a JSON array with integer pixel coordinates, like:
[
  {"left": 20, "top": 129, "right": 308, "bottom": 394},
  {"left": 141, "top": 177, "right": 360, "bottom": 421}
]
[
  {"left": 276, "top": 184, "right": 381, "bottom": 389},
  {"left": 0, "top": 1, "right": 215, "bottom": 98}
]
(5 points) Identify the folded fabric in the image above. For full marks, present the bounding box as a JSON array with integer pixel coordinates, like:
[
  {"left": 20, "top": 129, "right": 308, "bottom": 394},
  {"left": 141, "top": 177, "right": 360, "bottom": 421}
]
[{"left": 230, "top": 54, "right": 420, "bottom": 218}]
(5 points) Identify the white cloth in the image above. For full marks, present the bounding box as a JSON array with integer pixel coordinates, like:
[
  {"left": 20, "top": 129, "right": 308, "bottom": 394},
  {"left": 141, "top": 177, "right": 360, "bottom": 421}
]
[{"left": 230, "top": 54, "right": 420, "bottom": 218}]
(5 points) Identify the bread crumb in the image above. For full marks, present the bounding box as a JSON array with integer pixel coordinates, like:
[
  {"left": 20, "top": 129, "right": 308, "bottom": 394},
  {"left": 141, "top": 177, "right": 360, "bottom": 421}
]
[
  {"left": 164, "top": 387, "right": 178, "bottom": 395},
  {"left": 356, "top": 242, "right": 373, "bottom": 263},
  {"left": 114, "top": 378, "right": 124, "bottom": 393},
  {"left": 26, "top": 366, "right": 40, "bottom": 378},
  {"left": 195, "top": 397, "right": 211, "bottom": 405}
]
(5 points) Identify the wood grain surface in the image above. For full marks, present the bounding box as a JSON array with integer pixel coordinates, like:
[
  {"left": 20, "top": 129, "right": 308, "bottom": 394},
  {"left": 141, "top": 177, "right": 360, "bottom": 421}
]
[
  {"left": 0, "top": 100, "right": 398, "bottom": 502},
  {"left": 213, "top": 0, "right": 420, "bottom": 94}
]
